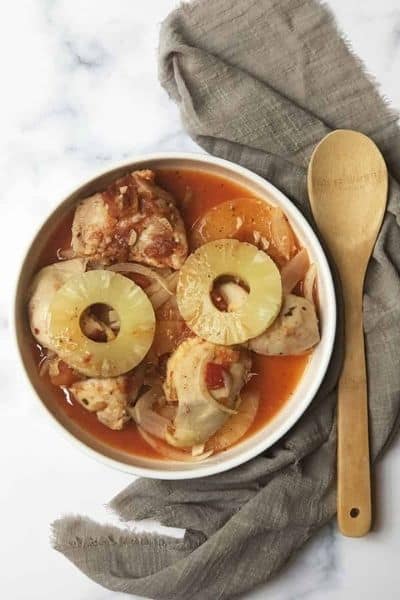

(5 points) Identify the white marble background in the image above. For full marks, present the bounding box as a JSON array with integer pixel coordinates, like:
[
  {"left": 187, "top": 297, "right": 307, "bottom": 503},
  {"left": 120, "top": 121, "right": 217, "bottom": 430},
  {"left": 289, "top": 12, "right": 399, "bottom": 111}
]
[{"left": 1, "top": 1, "right": 400, "bottom": 598}]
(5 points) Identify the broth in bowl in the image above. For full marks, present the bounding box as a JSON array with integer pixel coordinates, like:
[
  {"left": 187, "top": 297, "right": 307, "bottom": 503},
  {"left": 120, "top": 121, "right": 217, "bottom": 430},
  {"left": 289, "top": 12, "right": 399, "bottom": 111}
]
[{"left": 26, "top": 167, "right": 320, "bottom": 463}]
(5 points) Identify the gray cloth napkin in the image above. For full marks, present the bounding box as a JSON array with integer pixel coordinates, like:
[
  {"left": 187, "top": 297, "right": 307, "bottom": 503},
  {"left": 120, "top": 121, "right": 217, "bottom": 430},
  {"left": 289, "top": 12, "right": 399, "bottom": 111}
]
[{"left": 52, "top": 0, "right": 400, "bottom": 598}]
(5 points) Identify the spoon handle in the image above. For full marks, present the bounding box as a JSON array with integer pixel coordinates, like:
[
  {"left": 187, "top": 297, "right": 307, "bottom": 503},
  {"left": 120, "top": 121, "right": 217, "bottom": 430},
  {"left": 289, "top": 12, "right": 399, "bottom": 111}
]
[{"left": 337, "top": 286, "right": 372, "bottom": 536}]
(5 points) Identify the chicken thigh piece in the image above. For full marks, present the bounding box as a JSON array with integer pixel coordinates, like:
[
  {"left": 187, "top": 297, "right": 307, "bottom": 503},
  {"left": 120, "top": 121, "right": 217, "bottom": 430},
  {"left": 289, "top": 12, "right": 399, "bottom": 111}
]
[
  {"left": 248, "top": 294, "right": 320, "bottom": 356},
  {"left": 70, "top": 367, "right": 145, "bottom": 430},
  {"left": 163, "top": 337, "right": 251, "bottom": 447},
  {"left": 28, "top": 258, "right": 87, "bottom": 350},
  {"left": 71, "top": 170, "right": 188, "bottom": 269}
]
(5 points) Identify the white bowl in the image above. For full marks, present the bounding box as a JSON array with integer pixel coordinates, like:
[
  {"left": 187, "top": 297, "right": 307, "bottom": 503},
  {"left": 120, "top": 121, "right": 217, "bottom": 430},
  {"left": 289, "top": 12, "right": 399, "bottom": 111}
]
[{"left": 13, "top": 152, "right": 336, "bottom": 479}]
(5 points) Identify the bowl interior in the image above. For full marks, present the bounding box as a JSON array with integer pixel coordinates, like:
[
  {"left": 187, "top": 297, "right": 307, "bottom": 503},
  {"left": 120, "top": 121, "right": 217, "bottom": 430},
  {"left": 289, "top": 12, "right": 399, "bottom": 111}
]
[{"left": 14, "top": 154, "right": 336, "bottom": 478}]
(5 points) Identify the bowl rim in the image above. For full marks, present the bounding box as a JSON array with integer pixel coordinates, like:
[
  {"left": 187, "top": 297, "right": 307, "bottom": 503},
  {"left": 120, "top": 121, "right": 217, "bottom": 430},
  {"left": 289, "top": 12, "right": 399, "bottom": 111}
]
[{"left": 12, "top": 151, "right": 337, "bottom": 479}]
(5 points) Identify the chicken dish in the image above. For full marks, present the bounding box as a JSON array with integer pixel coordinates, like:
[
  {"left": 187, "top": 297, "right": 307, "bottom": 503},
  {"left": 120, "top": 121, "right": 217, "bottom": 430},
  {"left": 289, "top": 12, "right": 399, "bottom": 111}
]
[{"left": 27, "top": 168, "right": 320, "bottom": 461}]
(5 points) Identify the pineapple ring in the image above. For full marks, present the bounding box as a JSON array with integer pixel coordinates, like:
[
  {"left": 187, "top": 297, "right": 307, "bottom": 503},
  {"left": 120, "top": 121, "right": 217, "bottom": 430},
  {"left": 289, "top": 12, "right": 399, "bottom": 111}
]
[
  {"left": 48, "top": 270, "right": 155, "bottom": 377},
  {"left": 177, "top": 239, "right": 282, "bottom": 345}
]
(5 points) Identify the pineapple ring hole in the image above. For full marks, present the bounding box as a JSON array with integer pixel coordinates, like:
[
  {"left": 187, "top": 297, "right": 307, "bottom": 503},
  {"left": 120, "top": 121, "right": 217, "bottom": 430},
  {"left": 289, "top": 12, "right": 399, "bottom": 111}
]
[
  {"left": 210, "top": 275, "right": 250, "bottom": 312},
  {"left": 79, "top": 303, "right": 120, "bottom": 342}
]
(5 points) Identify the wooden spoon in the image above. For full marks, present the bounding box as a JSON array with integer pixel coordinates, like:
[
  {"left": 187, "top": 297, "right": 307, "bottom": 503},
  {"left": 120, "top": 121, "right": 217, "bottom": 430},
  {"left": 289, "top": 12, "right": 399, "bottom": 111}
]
[{"left": 308, "top": 130, "right": 387, "bottom": 537}]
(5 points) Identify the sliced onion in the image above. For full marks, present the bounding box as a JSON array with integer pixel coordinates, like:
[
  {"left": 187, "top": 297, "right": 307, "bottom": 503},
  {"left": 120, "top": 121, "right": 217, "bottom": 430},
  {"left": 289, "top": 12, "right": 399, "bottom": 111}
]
[
  {"left": 39, "top": 356, "right": 51, "bottom": 377},
  {"left": 108, "top": 263, "right": 172, "bottom": 294},
  {"left": 281, "top": 248, "right": 309, "bottom": 294},
  {"left": 39, "top": 360, "right": 50, "bottom": 377},
  {"left": 271, "top": 207, "right": 296, "bottom": 261},
  {"left": 138, "top": 427, "right": 213, "bottom": 462},
  {"left": 210, "top": 386, "right": 228, "bottom": 400},
  {"left": 138, "top": 413, "right": 169, "bottom": 439},
  {"left": 219, "top": 282, "right": 248, "bottom": 312},
  {"left": 158, "top": 404, "right": 177, "bottom": 420},
  {"left": 303, "top": 264, "right": 317, "bottom": 306},
  {"left": 129, "top": 387, "right": 170, "bottom": 439},
  {"left": 166, "top": 271, "right": 179, "bottom": 290},
  {"left": 206, "top": 389, "right": 259, "bottom": 452},
  {"left": 108, "top": 309, "right": 120, "bottom": 329},
  {"left": 145, "top": 271, "right": 171, "bottom": 296},
  {"left": 148, "top": 288, "right": 172, "bottom": 310},
  {"left": 199, "top": 356, "right": 237, "bottom": 415},
  {"left": 57, "top": 248, "right": 75, "bottom": 260},
  {"left": 147, "top": 273, "right": 179, "bottom": 310},
  {"left": 80, "top": 310, "right": 116, "bottom": 342},
  {"left": 147, "top": 272, "right": 179, "bottom": 310},
  {"left": 192, "top": 443, "right": 205, "bottom": 457},
  {"left": 210, "top": 370, "right": 232, "bottom": 401},
  {"left": 39, "top": 350, "right": 57, "bottom": 376}
]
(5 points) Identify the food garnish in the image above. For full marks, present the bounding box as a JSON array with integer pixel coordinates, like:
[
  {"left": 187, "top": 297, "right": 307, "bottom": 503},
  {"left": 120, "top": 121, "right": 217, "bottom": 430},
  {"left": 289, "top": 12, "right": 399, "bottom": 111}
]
[
  {"left": 48, "top": 270, "right": 155, "bottom": 377},
  {"left": 176, "top": 239, "right": 282, "bottom": 345}
]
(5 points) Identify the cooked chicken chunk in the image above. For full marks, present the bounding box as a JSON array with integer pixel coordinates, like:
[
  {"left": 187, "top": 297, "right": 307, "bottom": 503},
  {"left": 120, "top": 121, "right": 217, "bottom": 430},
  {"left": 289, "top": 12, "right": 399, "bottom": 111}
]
[
  {"left": 71, "top": 169, "right": 188, "bottom": 269},
  {"left": 70, "top": 368, "right": 145, "bottom": 430},
  {"left": 249, "top": 294, "right": 320, "bottom": 355},
  {"left": 163, "top": 337, "right": 251, "bottom": 447},
  {"left": 28, "top": 258, "right": 87, "bottom": 350}
]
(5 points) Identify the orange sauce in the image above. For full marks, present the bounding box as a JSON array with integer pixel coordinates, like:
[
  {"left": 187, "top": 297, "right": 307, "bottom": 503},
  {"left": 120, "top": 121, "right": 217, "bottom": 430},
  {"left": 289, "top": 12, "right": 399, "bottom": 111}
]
[
  {"left": 246, "top": 354, "right": 308, "bottom": 436},
  {"left": 31, "top": 168, "right": 309, "bottom": 458},
  {"left": 157, "top": 168, "right": 245, "bottom": 227}
]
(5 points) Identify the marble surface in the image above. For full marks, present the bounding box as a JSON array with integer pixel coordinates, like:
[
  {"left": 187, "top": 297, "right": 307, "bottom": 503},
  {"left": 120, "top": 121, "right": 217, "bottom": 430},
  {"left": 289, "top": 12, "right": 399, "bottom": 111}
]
[{"left": 1, "top": 1, "right": 400, "bottom": 598}]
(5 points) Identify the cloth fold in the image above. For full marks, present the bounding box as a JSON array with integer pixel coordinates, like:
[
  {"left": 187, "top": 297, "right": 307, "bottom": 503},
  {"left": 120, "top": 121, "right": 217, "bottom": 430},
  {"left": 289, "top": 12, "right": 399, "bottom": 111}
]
[{"left": 52, "top": 1, "right": 400, "bottom": 598}]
